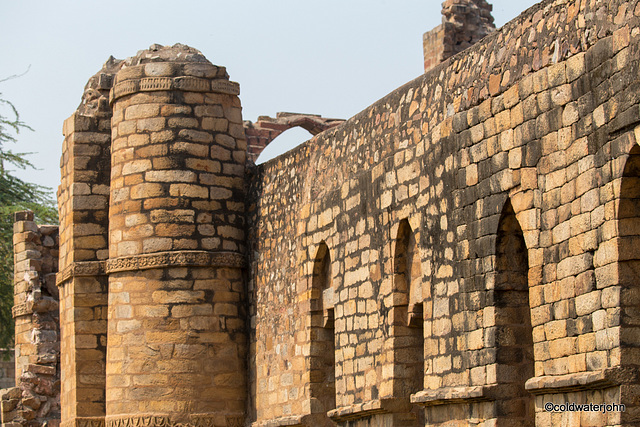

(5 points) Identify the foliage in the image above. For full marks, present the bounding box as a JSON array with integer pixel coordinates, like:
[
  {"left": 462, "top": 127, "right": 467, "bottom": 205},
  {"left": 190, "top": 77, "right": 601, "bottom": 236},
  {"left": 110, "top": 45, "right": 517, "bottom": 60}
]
[{"left": 0, "top": 88, "right": 58, "bottom": 350}]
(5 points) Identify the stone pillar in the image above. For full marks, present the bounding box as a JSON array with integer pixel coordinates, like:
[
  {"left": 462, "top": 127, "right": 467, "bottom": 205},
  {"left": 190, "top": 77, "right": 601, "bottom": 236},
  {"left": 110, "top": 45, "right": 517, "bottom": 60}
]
[
  {"left": 105, "top": 44, "right": 247, "bottom": 427},
  {"left": 57, "top": 58, "right": 119, "bottom": 427}
]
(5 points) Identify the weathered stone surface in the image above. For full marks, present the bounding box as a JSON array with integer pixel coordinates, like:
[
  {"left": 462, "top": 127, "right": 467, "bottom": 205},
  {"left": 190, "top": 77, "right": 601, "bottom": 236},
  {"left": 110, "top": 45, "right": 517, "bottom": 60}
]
[
  {"left": 423, "top": 0, "right": 495, "bottom": 73},
  {"left": 9, "top": 2, "right": 640, "bottom": 427},
  {"left": 6, "top": 213, "right": 60, "bottom": 427}
]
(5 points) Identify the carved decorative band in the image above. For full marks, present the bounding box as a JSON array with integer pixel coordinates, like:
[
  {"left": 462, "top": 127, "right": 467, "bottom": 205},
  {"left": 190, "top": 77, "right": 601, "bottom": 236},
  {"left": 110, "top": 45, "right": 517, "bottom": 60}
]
[
  {"left": 12, "top": 303, "right": 31, "bottom": 318},
  {"left": 60, "top": 417, "right": 106, "bottom": 427},
  {"left": 106, "top": 251, "right": 246, "bottom": 273},
  {"left": 56, "top": 261, "right": 107, "bottom": 286},
  {"left": 110, "top": 76, "right": 240, "bottom": 103},
  {"left": 106, "top": 414, "right": 244, "bottom": 427}
]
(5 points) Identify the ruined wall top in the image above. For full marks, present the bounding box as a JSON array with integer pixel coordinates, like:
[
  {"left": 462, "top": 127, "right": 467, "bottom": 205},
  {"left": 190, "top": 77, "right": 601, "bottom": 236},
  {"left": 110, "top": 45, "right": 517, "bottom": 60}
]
[
  {"left": 441, "top": 0, "right": 495, "bottom": 54},
  {"left": 124, "top": 43, "right": 210, "bottom": 65},
  {"left": 441, "top": 0, "right": 494, "bottom": 27},
  {"left": 423, "top": 0, "right": 496, "bottom": 72},
  {"left": 77, "top": 56, "right": 123, "bottom": 116},
  {"left": 109, "top": 43, "right": 238, "bottom": 105}
]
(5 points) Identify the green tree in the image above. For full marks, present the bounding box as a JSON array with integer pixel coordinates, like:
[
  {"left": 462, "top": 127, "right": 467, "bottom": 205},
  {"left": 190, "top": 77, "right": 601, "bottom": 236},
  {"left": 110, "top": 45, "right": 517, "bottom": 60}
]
[{"left": 0, "top": 86, "right": 58, "bottom": 350}]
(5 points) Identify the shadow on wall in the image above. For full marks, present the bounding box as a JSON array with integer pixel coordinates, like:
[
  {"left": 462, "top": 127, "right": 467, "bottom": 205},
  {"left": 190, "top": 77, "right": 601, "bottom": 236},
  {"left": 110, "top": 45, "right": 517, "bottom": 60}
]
[{"left": 255, "top": 127, "right": 314, "bottom": 164}]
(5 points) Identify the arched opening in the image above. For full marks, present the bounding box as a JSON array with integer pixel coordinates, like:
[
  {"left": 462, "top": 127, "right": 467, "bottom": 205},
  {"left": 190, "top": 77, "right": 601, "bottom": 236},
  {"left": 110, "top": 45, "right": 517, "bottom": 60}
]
[
  {"left": 392, "top": 220, "right": 425, "bottom": 400},
  {"left": 620, "top": 145, "right": 640, "bottom": 365},
  {"left": 309, "top": 242, "right": 336, "bottom": 414},
  {"left": 255, "top": 127, "right": 313, "bottom": 164},
  {"left": 494, "top": 200, "right": 534, "bottom": 425}
]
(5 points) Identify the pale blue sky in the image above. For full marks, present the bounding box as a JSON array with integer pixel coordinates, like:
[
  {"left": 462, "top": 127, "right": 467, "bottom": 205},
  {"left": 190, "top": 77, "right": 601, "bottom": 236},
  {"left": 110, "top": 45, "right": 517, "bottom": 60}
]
[{"left": 0, "top": 0, "right": 539, "bottom": 196}]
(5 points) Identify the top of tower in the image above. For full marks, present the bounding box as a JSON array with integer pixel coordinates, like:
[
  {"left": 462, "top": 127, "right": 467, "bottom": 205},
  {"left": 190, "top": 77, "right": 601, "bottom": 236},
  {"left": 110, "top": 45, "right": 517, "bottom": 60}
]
[
  {"left": 124, "top": 43, "right": 210, "bottom": 66},
  {"left": 109, "top": 43, "right": 237, "bottom": 104}
]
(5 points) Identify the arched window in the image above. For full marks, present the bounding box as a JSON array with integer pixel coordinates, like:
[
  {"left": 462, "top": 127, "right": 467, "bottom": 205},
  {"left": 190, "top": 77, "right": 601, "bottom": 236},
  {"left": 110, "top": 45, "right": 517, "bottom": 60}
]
[
  {"left": 309, "top": 242, "right": 335, "bottom": 414},
  {"left": 494, "top": 200, "right": 534, "bottom": 425},
  {"left": 392, "top": 220, "right": 424, "bottom": 398}
]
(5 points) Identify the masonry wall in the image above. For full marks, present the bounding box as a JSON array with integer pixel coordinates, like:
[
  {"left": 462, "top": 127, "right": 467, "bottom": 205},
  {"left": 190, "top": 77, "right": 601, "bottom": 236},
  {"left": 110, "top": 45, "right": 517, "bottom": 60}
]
[
  {"left": 2, "top": 211, "right": 60, "bottom": 426},
  {"left": 247, "top": 1, "right": 640, "bottom": 426}
]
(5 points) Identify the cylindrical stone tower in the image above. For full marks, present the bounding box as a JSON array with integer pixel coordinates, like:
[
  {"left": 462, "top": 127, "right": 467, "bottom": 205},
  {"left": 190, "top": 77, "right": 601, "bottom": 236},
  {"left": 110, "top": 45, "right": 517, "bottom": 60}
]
[{"left": 105, "top": 44, "right": 247, "bottom": 427}]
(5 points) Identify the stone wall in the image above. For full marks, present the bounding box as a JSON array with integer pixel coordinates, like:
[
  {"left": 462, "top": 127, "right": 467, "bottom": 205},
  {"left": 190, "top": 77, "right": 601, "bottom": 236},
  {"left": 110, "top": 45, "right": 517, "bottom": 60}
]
[
  {"left": 247, "top": 0, "right": 640, "bottom": 426},
  {"left": 2, "top": 211, "right": 60, "bottom": 427},
  {"left": 9, "top": 0, "right": 640, "bottom": 426}
]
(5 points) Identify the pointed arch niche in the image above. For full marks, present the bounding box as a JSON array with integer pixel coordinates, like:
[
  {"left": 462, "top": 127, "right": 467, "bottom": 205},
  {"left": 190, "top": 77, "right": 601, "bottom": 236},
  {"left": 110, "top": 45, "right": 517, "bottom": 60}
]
[
  {"left": 494, "top": 199, "right": 534, "bottom": 425},
  {"left": 309, "top": 242, "right": 336, "bottom": 415},
  {"left": 392, "top": 220, "right": 425, "bottom": 398},
  {"left": 619, "top": 145, "right": 640, "bottom": 366}
]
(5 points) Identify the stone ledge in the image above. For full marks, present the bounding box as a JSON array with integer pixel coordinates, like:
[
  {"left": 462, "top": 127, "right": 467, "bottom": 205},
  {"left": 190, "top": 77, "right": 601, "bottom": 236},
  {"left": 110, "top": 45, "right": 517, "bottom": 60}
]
[
  {"left": 525, "top": 367, "right": 633, "bottom": 395},
  {"left": 410, "top": 385, "right": 497, "bottom": 406},
  {"left": 56, "top": 261, "right": 107, "bottom": 286},
  {"left": 327, "top": 397, "right": 410, "bottom": 421},
  {"left": 250, "top": 415, "right": 305, "bottom": 427},
  {"left": 106, "top": 251, "right": 246, "bottom": 273}
]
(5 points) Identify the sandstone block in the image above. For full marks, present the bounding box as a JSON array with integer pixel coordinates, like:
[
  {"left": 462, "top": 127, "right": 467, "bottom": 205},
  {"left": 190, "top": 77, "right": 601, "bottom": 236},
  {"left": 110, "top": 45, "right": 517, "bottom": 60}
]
[
  {"left": 146, "top": 170, "right": 196, "bottom": 183},
  {"left": 137, "top": 118, "right": 166, "bottom": 132},
  {"left": 130, "top": 183, "right": 165, "bottom": 199},
  {"left": 125, "top": 104, "right": 161, "bottom": 120},
  {"left": 169, "top": 184, "right": 208, "bottom": 199}
]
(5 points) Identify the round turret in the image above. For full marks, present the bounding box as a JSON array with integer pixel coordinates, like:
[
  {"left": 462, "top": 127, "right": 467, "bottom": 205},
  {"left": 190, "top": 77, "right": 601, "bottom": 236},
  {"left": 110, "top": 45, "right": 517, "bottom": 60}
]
[{"left": 105, "top": 44, "right": 247, "bottom": 427}]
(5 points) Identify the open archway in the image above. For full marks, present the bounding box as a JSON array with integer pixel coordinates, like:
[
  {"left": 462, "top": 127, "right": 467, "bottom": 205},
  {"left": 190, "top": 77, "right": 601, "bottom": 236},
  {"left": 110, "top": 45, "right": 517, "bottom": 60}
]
[
  {"left": 255, "top": 127, "right": 313, "bottom": 164},
  {"left": 244, "top": 113, "right": 344, "bottom": 163}
]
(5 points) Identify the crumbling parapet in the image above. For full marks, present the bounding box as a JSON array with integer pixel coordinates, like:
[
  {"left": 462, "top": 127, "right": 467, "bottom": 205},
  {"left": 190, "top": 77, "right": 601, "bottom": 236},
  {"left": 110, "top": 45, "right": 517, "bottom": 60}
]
[
  {"left": 423, "top": 0, "right": 495, "bottom": 72},
  {"left": 244, "top": 112, "right": 344, "bottom": 163},
  {"left": 2, "top": 211, "right": 60, "bottom": 427}
]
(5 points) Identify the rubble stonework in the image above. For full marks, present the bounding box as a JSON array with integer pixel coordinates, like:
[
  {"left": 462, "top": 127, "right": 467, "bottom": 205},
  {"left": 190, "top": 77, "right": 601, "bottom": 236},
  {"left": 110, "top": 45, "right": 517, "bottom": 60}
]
[
  {"left": 2, "top": 211, "right": 59, "bottom": 427},
  {"left": 8, "top": 0, "right": 640, "bottom": 426}
]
